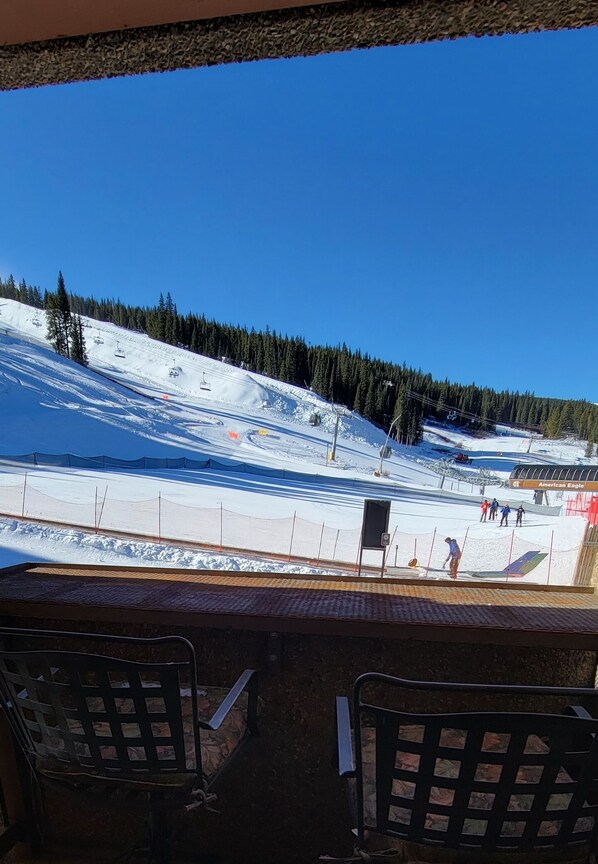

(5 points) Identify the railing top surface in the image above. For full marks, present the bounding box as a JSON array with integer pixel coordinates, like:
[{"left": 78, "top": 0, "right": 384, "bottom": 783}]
[{"left": 0, "top": 563, "right": 597, "bottom": 650}]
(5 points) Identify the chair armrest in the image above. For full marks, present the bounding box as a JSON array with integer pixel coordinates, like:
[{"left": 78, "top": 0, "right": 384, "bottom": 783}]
[
  {"left": 336, "top": 696, "right": 355, "bottom": 777},
  {"left": 563, "top": 705, "right": 594, "bottom": 720},
  {"left": 198, "top": 668, "right": 258, "bottom": 732},
  {"left": 562, "top": 705, "right": 597, "bottom": 792}
]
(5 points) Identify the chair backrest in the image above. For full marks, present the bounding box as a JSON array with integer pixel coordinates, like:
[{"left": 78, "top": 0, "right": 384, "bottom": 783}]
[
  {"left": 353, "top": 673, "right": 598, "bottom": 854},
  {"left": 0, "top": 628, "right": 202, "bottom": 781}
]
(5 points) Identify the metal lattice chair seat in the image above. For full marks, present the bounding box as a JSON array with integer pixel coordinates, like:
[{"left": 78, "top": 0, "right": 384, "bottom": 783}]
[
  {"left": 35, "top": 684, "right": 248, "bottom": 785},
  {"left": 352, "top": 725, "right": 595, "bottom": 863},
  {"left": 0, "top": 629, "right": 259, "bottom": 862},
  {"left": 328, "top": 674, "right": 598, "bottom": 864}
]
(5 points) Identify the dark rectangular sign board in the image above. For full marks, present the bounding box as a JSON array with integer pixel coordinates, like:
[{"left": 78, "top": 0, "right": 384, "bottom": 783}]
[{"left": 361, "top": 499, "right": 391, "bottom": 550}]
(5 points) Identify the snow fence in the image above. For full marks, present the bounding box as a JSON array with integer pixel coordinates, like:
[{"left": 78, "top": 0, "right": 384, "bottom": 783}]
[
  {"left": 0, "top": 453, "right": 561, "bottom": 515},
  {"left": 0, "top": 474, "right": 577, "bottom": 582}
]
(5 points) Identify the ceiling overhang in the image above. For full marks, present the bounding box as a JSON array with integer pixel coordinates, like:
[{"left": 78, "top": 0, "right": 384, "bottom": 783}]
[
  {"left": 1, "top": 0, "right": 598, "bottom": 91},
  {"left": 0, "top": 1, "right": 340, "bottom": 48}
]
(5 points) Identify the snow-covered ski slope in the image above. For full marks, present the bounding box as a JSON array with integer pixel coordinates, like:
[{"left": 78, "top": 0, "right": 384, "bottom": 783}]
[{"left": 0, "top": 298, "right": 592, "bottom": 581}]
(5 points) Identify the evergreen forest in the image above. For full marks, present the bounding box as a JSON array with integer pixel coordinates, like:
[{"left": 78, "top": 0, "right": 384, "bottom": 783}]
[{"left": 1, "top": 272, "right": 597, "bottom": 454}]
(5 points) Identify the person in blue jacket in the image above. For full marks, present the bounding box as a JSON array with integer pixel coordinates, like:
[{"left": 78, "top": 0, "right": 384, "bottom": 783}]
[
  {"left": 500, "top": 503, "right": 511, "bottom": 527},
  {"left": 443, "top": 537, "right": 461, "bottom": 579}
]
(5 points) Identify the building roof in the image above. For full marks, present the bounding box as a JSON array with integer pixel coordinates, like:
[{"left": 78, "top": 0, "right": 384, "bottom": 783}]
[
  {"left": 2, "top": 0, "right": 598, "bottom": 91},
  {"left": 510, "top": 464, "right": 598, "bottom": 491}
]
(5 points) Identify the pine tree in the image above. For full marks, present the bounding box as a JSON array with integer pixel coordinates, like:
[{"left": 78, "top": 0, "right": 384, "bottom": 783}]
[
  {"left": 353, "top": 380, "right": 364, "bottom": 414},
  {"left": 45, "top": 272, "right": 72, "bottom": 358},
  {"left": 363, "top": 374, "right": 376, "bottom": 419},
  {"left": 70, "top": 315, "right": 89, "bottom": 366},
  {"left": 545, "top": 407, "right": 563, "bottom": 439},
  {"left": 392, "top": 385, "right": 409, "bottom": 443},
  {"left": 45, "top": 272, "right": 84, "bottom": 362}
]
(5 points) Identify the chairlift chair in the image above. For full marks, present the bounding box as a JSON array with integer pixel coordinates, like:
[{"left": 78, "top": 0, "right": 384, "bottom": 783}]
[
  {"left": 32, "top": 315, "right": 41, "bottom": 327},
  {"left": 169, "top": 362, "right": 179, "bottom": 378},
  {"left": 200, "top": 373, "right": 211, "bottom": 392},
  {"left": 114, "top": 341, "right": 125, "bottom": 359},
  {"left": 94, "top": 330, "right": 104, "bottom": 345}
]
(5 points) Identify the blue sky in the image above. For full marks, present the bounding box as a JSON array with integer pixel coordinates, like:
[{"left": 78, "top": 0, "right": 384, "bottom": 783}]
[{"left": 1, "top": 27, "right": 597, "bottom": 402}]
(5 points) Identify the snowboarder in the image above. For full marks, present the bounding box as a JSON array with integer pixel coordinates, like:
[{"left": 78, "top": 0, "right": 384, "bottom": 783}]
[
  {"left": 443, "top": 537, "right": 462, "bottom": 579},
  {"left": 480, "top": 499, "right": 489, "bottom": 522},
  {"left": 489, "top": 498, "right": 499, "bottom": 521},
  {"left": 515, "top": 504, "right": 525, "bottom": 527},
  {"left": 500, "top": 504, "right": 511, "bottom": 527}
]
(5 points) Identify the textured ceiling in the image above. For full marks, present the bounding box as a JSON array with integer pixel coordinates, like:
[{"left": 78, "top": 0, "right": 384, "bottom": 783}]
[{"left": 1, "top": 0, "right": 597, "bottom": 91}]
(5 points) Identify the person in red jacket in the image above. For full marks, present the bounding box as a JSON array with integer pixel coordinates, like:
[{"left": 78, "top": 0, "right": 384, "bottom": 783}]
[{"left": 480, "top": 499, "right": 489, "bottom": 522}]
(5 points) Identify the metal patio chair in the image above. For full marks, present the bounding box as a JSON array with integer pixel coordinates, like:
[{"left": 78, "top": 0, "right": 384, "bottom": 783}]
[
  {"left": 326, "top": 673, "right": 598, "bottom": 863},
  {"left": 0, "top": 627, "right": 259, "bottom": 863}
]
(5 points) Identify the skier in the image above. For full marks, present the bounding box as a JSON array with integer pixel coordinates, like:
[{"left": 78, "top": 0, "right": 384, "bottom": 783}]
[
  {"left": 489, "top": 498, "right": 499, "bottom": 521},
  {"left": 480, "top": 499, "right": 489, "bottom": 522},
  {"left": 515, "top": 504, "right": 525, "bottom": 527},
  {"left": 500, "top": 503, "right": 511, "bottom": 527},
  {"left": 443, "top": 537, "right": 462, "bottom": 580}
]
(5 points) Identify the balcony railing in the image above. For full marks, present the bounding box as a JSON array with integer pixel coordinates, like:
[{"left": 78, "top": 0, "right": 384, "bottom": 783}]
[{"left": 1, "top": 563, "right": 597, "bottom": 862}]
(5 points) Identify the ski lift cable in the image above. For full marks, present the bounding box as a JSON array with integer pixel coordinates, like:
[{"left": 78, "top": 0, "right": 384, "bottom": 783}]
[
  {"left": 407, "top": 388, "right": 533, "bottom": 433},
  {"left": 405, "top": 389, "right": 506, "bottom": 430}
]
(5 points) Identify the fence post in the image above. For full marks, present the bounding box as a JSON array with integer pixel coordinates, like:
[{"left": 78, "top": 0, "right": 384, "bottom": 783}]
[
  {"left": 571, "top": 524, "right": 588, "bottom": 586},
  {"left": 388, "top": 524, "right": 398, "bottom": 553},
  {"left": 97, "top": 485, "right": 108, "bottom": 532},
  {"left": 158, "top": 492, "right": 161, "bottom": 543},
  {"left": 332, "top": 529, "right": 340, "bottom": 562},
  {"left": 426, "top": 528, "right": 437, "bottom": 573},
  {"left": 220, "top": 503, "right": 223, "bottom": 551},
  {"left": 507, "top": 529, "right": 515, "bottom": 568},
  {"left": 461, "top": 527, "right": 469, "bottom": 556},
  {"left": 547, "top": 529, "right": 554, "bottom": 585},
  {"left": 317, "top": 523, "right": 324, "bottom": 563},
  {"left": 414, "top": 538, "right": 417, "bottom": 563},
  {"left": 94, "top": 486, "right": 98, "bottom": 533},
  {"left": 288, "top": 512, "right": 297, "bottom": 562},
  {"left": 21, "top": 473, "right": 27, "bottom": 519}
]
